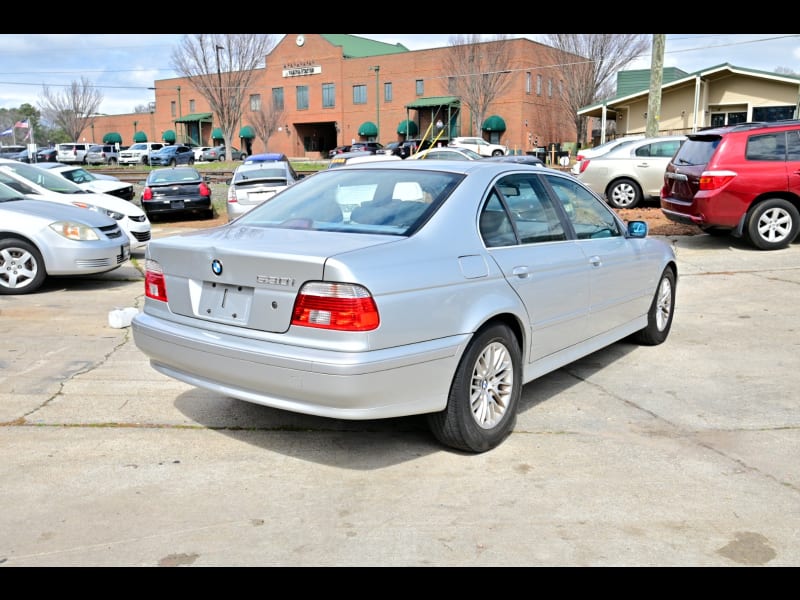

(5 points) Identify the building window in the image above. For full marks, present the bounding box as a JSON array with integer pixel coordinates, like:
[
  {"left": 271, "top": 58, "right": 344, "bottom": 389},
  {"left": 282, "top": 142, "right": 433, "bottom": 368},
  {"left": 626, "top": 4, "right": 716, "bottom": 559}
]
[
  {"left": 170, "top": 100, "right": 176, "bottom": 117},
  {"left": 353, "top": 84, "right": 367, "bottom": 105},
  {"left": 536, "top": 74, "right": 542, "bottom": 96},
  {"left": 249, "top": 94, "right": 261, "bottom": 111},
  {"left": 448, "top": 76, "right": 457, "bottom": 95},
  {"left": 322, "top": 83, "right": 335, "bottom": 108},
  {"left": 416, "top": 79, "right": 424, "bottom": 96},
  {"left": 296, "top": 85, "right": 309, "bottom": 110},
  {"left": 548, "top": 79, "right": 553, "bottom": 97},
  {"left": 526, "top": 72, "right": 532, "bottom": 94},
  {"left": 272, "top": 87, "right": 284, "bottom": 111},
  {"left": 384, "top": 81, "right": 392, "bottom": 103},
  {"left": 752, "top": 106, "right": 795, "bottom": 121},
  {"left": 559, "top": 80, "right": 563, "bottom": 97},
  {"left": 189, "top": 99, "right": 196, "bottom": 112}
]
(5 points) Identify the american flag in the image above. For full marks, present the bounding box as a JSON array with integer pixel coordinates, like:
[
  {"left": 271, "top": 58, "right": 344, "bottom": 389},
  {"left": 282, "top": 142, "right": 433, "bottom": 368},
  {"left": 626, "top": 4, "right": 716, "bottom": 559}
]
[{"left": 15, "top": 119, "right": 29, "bottom": 129}]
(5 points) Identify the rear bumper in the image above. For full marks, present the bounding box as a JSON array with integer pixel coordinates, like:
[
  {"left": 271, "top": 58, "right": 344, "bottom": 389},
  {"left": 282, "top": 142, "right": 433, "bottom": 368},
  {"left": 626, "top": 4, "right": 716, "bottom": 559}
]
[{"left": 132, "top": 311, "right": 467, "bottom": 420}]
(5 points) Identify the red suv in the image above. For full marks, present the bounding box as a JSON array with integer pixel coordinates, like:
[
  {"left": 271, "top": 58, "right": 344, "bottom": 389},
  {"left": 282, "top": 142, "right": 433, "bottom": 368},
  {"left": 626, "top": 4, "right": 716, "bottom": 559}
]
[{"left": 661, "top": 120, "right": 800, "bottom": 250}]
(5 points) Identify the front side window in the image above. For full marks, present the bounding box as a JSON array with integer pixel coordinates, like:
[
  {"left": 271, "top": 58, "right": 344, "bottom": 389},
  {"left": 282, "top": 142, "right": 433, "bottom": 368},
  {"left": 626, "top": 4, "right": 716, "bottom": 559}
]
[
  {"left": 170, "top": 101, "right": 176, "bottom": 117},
  {"left": 384, "top": 81, "right": 392, "bottom": 102},
  {"left": 189, "top": 99, "right": 196, "bottom": 112},
  {"left": 322, "top": 83, "right": 335, "bottom": 108},
  {"left": 250, "top": 94, "right": 261, "bottom": 111},
  {"left": 353, "top": 84, "right": 367, "bottom": 105},
  {"left": 416, "top": 79, "right": 424, "bottom": 96},
  {"left": 296, "top": 85, "right": 309, "bottom": 110},
  {"left": 544, "top": 173, "right": 622, "bottom": 240}
]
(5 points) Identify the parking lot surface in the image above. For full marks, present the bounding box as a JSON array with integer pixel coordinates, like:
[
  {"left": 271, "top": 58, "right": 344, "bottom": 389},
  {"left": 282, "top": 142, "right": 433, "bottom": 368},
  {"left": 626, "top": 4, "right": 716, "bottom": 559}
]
[{"left": 1, "top": 230, "right": 798, "bottom": 566}]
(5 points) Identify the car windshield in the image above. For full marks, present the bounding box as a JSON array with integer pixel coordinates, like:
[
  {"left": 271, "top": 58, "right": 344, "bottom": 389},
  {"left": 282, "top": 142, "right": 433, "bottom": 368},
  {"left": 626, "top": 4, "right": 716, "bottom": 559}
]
[
  {"left": 233, "top": 166, "right": 289, "bottom": 183},
  {"left": 2, "top": 162, "right": 86, "bottom": 194},
  {"left": 59, "top": 168, "right": 98, "bottom": 183},
  {"left": 235, "top": 167, "right": 463, "bottom": 235}
]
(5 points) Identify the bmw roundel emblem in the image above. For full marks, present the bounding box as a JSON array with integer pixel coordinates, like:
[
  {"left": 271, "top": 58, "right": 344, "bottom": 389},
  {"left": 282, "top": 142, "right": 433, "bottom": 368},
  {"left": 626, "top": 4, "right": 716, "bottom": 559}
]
[{"left": 211, "top": 259, "right": 223, "bottom": 276}]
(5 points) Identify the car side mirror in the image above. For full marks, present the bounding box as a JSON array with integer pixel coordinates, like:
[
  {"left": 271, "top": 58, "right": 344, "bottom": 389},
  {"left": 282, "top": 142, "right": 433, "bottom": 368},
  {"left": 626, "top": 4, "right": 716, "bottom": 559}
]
[{"left": 627, "top": 220, "right": 648, "bottom": 238}]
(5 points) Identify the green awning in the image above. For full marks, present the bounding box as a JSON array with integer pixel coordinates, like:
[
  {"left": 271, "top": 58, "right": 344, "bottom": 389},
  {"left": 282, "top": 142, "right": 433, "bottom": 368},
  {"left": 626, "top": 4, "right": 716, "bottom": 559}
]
[
  {"left": 397, "top": 119, "right": 418, "bottom": 136},
  {"left": 162, "top": 129, "right": 176, "bottom": 143},
  {"left": 482, "top": 115, "right": 506, "bottom": 132},
  {"left": 211, "top": 127, "right": 224, "bottom": 141},
  {"left": 133, "top": 131, "right": 147, "bottom": 143},
  {"left": 405, "top": 95, "right": 460, "bottom": 109},
  {"left": 102, "top": 132, "right": 122, "bottom": 144},
  {"left": 239, "top": 125, "right": 255, "bottom": 139},
  {"left": 358, "top": 121, "right": 378, "bottom": 137},
  {"left": 174, "top": 112, "right": 213, "bottom": 123}
]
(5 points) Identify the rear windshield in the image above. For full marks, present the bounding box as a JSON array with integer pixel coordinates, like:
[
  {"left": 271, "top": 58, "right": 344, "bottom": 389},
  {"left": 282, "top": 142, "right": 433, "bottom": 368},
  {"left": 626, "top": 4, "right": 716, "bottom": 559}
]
[{"left": 672, "top": 136, "right": 720, "bottom": 166}]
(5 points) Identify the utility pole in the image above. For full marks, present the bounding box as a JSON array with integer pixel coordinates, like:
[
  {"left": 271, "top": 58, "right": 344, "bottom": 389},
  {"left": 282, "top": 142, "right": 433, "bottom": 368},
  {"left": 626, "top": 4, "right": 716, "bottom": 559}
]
[{"left": 646, "top": 34, "right": 665, "bottom": 138}]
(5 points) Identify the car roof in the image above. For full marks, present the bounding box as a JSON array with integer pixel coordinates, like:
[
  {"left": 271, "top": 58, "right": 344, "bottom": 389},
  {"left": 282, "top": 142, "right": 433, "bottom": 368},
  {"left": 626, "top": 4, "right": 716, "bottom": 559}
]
[{"left": 245, "top": 153, "right": 288, "bottom": 163}]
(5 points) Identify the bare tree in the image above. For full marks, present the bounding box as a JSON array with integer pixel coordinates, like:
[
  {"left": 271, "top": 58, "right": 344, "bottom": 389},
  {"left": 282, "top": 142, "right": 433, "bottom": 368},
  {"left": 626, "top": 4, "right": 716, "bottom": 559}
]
[
  {"left": 442, "top": 35, "right": 513, "bottom": 138},
  {"left": 38, "top": 77, "right": 103, "bottom": 142},
  {"left": 541, "top": 34, "right": 649, "bottom": 146},
  {"left": 249, "top": 102, "right": 284, "bottom": 153},
  {"left": 170, "top": 34, "right": 277, "bottom": 161}
]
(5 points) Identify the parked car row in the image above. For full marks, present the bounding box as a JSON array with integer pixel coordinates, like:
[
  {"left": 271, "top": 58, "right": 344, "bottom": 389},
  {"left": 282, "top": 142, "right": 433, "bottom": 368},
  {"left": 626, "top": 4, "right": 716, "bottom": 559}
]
[{"left": 0, "top": 159, "right": 150, "bottom": 255}]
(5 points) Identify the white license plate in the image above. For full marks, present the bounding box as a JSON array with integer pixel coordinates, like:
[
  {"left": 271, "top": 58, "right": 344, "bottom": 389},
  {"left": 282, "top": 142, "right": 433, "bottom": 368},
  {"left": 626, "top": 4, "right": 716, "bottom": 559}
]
[
  {"left": 170, "top": 200, "right": 184, "bottom": 209},
  {"left": 199, "top": 281, "right": 254, "bottom": 323}
]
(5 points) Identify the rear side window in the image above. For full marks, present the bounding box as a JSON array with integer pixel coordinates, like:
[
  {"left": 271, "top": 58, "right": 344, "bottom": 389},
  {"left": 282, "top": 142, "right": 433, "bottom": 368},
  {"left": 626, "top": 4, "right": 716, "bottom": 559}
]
[
  {"left": 745, "top": 133, "right": 786, "bottom": 161},
  {"left": 672, "top": 136, "right": 720, "bottom": 166}
]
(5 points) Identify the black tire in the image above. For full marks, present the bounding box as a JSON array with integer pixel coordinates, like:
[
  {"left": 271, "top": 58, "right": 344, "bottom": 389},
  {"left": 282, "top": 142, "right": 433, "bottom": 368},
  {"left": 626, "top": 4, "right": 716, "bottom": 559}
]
[
  {"left": 744, "top": 198, "right": 799, "bottom": 250},
  {"left": 169, "top": 158, "right": 177, "bottom": 167},
  {"left": 239, "top": 154, "right": 247, "bottom": 161},
  {"left": 492, "top": 150, "right": 504, "bottom": 156},
  {"left": 427, "top": 323, "right": 521, "bottom": 453},
  {"left": 630, "top": 267, "right": 676, "bottom": 346},
  {"left": 108, "top": 158, "right": 118, "bottom": 166},
  {"left": 606, "top": 178, "right": 642, "bottom": 209},
  {"left": 188, "top": 158, "right": 195, "bottom": 165},
  {"left": 0, "top": 237, "right": 46, "bottom": 295}
]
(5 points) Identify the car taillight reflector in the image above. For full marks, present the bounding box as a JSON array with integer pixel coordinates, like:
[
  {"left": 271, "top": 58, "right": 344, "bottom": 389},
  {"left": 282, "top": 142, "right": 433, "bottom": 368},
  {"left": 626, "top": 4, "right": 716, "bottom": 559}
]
[
  {"left": 292, "top": 282, "right": 379, "bottom": 331},
  {"left": 142, "top": 187, "right": 153, "bottom": 200},
  {"left": 578, "top": 159, "right": 590, "bottom": 174},
  {"left": 144, "top": 259, "right": 167, "bottom": 301},
  {"left": 199, "top": 182, "right": 211, "bottom": 197},
  {"left": 699, "top": 170, "right": 737, "bottom": 191}
]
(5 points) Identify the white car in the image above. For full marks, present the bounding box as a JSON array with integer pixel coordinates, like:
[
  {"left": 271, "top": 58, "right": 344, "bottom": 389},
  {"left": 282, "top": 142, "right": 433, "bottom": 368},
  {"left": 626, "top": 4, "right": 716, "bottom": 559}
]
[
  {"left": 449, "top": 136, "right": 508, "bottom": 157},
  {"left": 571, "top": 135, "right": 645, "bottom": 175},
  {"left": 0, "top": 159, "right": 151, "bottom": 252},
  {"left": 37, "top": 163, "right": 135, "bottom": 201},
  {"left": 193, "top": 146, "right": 213, "bottom": 161}
]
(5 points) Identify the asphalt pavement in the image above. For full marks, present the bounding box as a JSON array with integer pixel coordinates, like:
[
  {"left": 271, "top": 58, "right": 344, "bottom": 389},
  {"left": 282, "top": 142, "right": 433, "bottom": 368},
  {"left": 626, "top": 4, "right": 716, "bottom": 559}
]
[{"left": 1, "top": 229, "right": 798, "bottom": 566}]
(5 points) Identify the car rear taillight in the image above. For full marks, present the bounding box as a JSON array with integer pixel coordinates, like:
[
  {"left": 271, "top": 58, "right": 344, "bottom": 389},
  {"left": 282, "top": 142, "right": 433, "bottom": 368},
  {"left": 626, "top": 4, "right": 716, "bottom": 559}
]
[
  {"left": 578, "top": 159, "right": 590, "bottom": 174},
  {"left": 291, "top": 282, "right": 379, "bottom": 331},
  {"left": 199, "top": 182, "right": 211, "bottom": 197},
  {"left": 142, "top": 187, "right": 153, "bottom": 200},
  {"left": 699, "top": 170, "right": 737, "bottom": 191},
  {"left": 576, "top": 153, "right": 585, "bottom": 162},
  {"left": 144, "top": 259, "right": 167, "bottom": 302}
]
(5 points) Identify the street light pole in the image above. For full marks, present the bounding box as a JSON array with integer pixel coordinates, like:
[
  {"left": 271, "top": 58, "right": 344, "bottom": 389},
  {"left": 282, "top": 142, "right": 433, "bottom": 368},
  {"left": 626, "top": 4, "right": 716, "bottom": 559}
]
[
  {"left": 370, "top": 65, "right": 380, "bottom": 141},
  {"left": 215, "top": 44, "right": 225, "bottom": 159}
]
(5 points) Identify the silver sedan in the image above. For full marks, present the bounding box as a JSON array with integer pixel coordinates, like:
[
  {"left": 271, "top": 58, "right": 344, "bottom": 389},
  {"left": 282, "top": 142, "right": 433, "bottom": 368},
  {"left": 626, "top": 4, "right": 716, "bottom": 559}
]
[
  {"left": 132, "top": 160, "right": 677, "bottom": 452},
  {"left": 0, "top": 183, "right": 130, "bottom": 294}
]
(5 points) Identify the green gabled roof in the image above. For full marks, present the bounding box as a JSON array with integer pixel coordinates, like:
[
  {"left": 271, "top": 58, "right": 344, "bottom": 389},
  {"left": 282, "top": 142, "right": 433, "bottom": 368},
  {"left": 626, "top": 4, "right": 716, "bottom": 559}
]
[
  {"left": 579, "top": 63, "right": 800, "bottom": 114},
  {"left": 321, "top": 34, "right": 409, "bottom": 58},
  {"left": 616, "top": 67, "right": 689, "bottom": 96}
]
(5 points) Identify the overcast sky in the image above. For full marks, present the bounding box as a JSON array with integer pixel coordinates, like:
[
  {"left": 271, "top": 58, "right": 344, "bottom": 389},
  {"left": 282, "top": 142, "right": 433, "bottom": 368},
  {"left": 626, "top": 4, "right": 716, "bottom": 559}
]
[{"left": 0, "top": 34, "right": 797, "bottom": 117}]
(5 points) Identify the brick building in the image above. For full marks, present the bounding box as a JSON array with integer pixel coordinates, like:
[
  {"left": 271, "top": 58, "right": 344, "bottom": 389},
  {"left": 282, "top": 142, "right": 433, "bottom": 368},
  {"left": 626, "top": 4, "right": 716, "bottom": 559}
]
[{"left": 84, "top": 34, "right": 578, "bottom": 159}]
